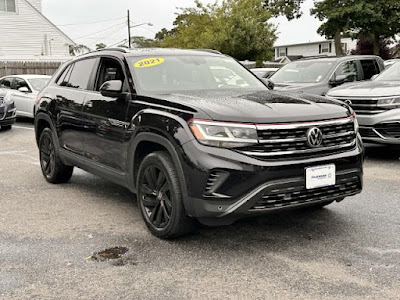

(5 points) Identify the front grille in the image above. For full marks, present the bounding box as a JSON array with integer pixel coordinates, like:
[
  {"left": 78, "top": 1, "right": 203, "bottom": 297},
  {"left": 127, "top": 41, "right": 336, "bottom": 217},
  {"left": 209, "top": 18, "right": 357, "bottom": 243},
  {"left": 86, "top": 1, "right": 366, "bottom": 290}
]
[
  {"left": 359, "top": 127, "right": 380, "bottom": 138},
  {"left": 238, "top": 117, "right": 356, "bottom": 160},
  {"left": 251, "top": 175, "right": 361, "bottom": 210},
  {"left": 375, "top": 123, "right": 400, "bottom": 139},
  {"left": 332, "top": 97, "right": 393, "bottom": 115}
]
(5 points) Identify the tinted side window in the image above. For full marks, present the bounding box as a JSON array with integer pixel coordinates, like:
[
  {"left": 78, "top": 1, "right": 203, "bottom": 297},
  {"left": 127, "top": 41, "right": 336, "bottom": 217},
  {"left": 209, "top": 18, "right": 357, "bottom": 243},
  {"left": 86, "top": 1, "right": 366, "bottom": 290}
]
[
  {"left": 334, "top": 61, "right": 359, "bottom": 82},
  {"left": 66, "top": 59, "right": 97, "bottom": 90},
  {"left": 0, "top": 77, "right": 13, "bottom": 89},
  {"left": 361, "top": 59, "right": 380, "bottom": 80},
  {"left": 95, "top": 58, "right": 127, "bottom": 92}
]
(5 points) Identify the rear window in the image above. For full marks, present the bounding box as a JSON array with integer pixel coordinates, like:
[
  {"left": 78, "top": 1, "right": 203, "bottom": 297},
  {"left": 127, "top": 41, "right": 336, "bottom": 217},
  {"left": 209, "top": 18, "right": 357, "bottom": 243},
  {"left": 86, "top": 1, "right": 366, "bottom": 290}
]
[{"left": 360, "top": 60, "right": 380, "bottom": 80}]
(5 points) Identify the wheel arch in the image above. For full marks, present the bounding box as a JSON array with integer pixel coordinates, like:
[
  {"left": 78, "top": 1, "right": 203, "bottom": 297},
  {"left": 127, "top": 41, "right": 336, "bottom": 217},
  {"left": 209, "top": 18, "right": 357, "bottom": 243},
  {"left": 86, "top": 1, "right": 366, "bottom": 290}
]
[{"left": 128, "top": 133, "right": 192, "bottom": 216}]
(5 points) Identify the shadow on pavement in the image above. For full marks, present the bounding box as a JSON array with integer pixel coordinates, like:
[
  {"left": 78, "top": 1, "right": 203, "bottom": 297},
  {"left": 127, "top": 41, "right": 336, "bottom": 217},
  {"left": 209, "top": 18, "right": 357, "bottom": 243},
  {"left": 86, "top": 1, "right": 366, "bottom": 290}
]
[{"left": 364, "top": 144, "right": 400, "bottom": 161}]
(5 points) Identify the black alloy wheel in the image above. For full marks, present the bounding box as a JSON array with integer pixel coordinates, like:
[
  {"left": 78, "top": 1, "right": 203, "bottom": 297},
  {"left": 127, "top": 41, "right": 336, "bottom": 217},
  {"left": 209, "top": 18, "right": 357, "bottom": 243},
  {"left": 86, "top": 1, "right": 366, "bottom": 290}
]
[
  {"left": 39, "top": 128, "right": 73, "bottom": 184},
  {"left": 137, "top": 151, "right": 197, "bottom": 239},
  {"left": 40, "top": 133, "right": 56, "bottom": 179}
]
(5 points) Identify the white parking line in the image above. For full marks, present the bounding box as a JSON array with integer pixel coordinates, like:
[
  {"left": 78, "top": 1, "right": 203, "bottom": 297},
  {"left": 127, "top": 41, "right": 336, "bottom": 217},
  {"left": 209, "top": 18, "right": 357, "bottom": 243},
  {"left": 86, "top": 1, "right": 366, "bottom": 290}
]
[{"left": 12, "top": 125, "right": 34, "bottom": 131}]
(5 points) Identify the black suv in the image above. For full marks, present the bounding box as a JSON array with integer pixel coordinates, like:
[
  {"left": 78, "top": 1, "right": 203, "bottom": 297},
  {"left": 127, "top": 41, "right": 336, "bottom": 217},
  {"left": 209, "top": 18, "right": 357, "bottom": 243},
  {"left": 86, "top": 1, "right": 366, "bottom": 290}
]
[{"left": 34, "top": 48, "right": 364, "bottom": 238}]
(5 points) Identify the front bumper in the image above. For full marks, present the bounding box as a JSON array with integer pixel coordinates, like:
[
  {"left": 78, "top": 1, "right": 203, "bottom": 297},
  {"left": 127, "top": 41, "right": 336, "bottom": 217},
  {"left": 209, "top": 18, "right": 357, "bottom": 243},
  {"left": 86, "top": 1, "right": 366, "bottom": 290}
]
[
  {"left": 357, "top": 109, "right": 400, "bottom": 145},
  {"left": 181, "top": 136, "right": 364, "bottom": 226},
  {"left": 0, "top": 104, "right": 17, "bottom": 126}
]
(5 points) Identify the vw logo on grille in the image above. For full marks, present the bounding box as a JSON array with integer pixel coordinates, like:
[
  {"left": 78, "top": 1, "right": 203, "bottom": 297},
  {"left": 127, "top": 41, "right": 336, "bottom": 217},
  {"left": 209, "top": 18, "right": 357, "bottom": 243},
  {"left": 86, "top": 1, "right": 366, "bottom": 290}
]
[
  {"left": 344, "top": 99, "right": 352, "bottom": 105},
  {"left": 307, "top": 127, "right": 323, "bottom": 147}
]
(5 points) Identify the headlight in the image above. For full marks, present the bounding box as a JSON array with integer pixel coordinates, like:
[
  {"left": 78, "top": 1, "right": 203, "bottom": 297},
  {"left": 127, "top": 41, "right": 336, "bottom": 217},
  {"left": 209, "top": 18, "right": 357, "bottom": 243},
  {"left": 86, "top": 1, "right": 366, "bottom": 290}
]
[
  {"left": 377, "top": 97, "right": 400, "bottom": 107},
  {"left": 188, "top": 119, "right": 258, "bottom": 148},
  {"left": 353, "top": 115, "right": 359, "bottom": 134}
]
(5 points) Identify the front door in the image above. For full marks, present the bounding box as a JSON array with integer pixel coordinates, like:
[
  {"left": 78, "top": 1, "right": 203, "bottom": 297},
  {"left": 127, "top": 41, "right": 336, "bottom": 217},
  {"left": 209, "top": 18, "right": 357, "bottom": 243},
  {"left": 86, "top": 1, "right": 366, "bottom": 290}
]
[
  {"left": 13, "top": 77, "right": 34, "bottom": 117},
  {"left": 82, "top": 57, "right": 131, "bottom": 172}
]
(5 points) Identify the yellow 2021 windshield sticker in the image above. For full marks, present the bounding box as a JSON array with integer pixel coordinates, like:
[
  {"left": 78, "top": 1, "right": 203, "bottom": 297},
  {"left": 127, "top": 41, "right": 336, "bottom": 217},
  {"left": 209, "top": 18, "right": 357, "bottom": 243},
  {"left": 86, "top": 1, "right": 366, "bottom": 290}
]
[{"left": 134, "top": 57, "right": 165, "bottom": 68}]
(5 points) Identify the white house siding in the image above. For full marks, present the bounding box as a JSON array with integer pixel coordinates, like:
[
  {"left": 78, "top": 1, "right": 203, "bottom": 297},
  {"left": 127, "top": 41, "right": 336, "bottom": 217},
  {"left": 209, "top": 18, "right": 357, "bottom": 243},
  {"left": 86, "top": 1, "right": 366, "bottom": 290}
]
[
  {"left": 27, "top": 0, "right": 42, "bottom": 12},
  {"left": 0, "top": 0, "right": 73, "bottom": 57},
  {"left": 274, "top": 38, "right": 358, "bottom": 60}
]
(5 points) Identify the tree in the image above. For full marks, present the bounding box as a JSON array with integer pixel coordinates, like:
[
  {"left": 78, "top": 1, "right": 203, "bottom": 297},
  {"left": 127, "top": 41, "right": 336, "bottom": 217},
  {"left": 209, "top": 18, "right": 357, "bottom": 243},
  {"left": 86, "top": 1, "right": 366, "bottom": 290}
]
[
  {"left": 262, "top": 0, "right": 304, "bottom": 20},
  {"left": 130, "top": 36, "right": 159, "bottom": 48},
  {"left": 95, "top": 43, "right": 107, "bottom": 50},
  {"left": 69, "top": 44, "right": 91, "bottom": 56},
  {"left": 351, "top": 38, "right": 393, "bottom": 60},
  {"left": 311, "top": 0, "right": 400, "bottom": 56},
  {"left": 310, "top": 0, "right": 351, "bottom": 56},
  {"left": 157, "top": 0, "right": 277, "bottom": 62}
]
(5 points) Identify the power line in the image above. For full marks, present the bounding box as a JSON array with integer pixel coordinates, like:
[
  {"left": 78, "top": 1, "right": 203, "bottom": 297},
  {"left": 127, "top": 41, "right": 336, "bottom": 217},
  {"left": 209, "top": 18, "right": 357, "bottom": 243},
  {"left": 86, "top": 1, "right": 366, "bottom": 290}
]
[
  {"left": 56, "top": 17, "right": 125, "bottom": 27},
  {"left": 74, "top": 21, "right": 127, "bottom": 40}
]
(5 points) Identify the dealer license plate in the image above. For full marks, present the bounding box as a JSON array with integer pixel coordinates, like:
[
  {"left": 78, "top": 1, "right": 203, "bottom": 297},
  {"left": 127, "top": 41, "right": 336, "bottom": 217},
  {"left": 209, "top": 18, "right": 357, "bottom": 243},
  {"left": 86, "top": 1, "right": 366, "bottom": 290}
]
[{"left": 305, "top": 164, "right": 336, "bottom": 190}]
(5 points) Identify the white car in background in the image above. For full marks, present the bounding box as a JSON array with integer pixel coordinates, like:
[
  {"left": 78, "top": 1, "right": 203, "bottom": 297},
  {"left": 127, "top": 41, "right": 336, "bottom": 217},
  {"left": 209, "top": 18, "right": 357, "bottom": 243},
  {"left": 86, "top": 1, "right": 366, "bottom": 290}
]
[{"left": 0, "top": 75, "right": 51, "bottom": 118}]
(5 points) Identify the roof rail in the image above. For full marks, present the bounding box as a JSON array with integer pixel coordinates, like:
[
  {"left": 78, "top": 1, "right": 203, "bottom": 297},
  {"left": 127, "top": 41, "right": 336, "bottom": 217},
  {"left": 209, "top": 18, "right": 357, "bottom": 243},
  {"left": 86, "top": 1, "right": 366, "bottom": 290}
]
[
  {"left": 194, "top": 49, "right": 222, "bottom": 55},
  {"left": 97, "top": 47, "right": 129, "bottom": 53}
]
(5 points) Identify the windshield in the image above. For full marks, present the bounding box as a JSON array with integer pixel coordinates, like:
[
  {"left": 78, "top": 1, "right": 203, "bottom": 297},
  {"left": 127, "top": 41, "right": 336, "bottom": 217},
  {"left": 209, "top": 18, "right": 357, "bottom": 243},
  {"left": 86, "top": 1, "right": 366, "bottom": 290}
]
[
  {"left": 376, "top": 62, "right": 400, "bottom": 81},
  {"left": 27, "top": 78, "right": 50, "bottom": 91},
  {"left": 270, "top": 60, "right": 334, "bottom": 83},
  {"left": 130, "top": 55, "right": 266, "bottom": 93}
]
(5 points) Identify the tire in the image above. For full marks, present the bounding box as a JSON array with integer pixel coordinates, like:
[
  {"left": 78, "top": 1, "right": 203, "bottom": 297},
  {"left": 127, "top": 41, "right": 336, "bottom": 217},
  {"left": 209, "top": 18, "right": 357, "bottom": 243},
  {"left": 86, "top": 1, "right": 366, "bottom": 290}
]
[
  {"left": 39, "top": 128, "right": 74, "bottom": 184},
  {"left": 1, "top": 125, "right": 12, "bottom": 131},
  {"left": 137, "top": 151, "right": 197, "bottom": 239}
]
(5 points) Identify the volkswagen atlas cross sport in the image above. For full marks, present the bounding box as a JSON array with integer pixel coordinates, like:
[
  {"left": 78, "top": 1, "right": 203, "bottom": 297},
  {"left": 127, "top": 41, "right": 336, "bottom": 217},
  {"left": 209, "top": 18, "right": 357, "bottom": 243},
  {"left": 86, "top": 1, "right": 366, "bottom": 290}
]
[
  {"left": 34, "top": 48, "right": 364, "bottom": 239},
  {"left": 327, "top": 62, "right": 400, "bottom": 145}
]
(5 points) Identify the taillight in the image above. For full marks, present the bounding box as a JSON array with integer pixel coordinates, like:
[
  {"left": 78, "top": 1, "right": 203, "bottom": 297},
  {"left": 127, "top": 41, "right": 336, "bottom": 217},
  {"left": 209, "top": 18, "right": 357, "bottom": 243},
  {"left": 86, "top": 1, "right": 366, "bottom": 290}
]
[{"left": 35, "top": 93, "right": 41, "bottom": 105}]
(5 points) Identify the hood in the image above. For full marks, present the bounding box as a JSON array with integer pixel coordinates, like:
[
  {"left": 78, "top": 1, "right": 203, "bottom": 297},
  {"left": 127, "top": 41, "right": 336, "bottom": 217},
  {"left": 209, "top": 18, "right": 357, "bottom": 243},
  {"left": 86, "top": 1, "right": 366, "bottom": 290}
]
[
  {"left": 144, "top": 89, "right": 350, "bottom": 123},
  {"left": 328, "top": 81, "right": 400, "bottom": 98}
]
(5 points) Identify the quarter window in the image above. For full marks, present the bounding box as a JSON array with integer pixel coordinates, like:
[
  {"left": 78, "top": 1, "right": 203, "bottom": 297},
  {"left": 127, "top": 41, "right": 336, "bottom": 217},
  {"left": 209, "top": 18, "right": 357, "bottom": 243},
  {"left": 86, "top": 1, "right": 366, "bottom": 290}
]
[
  {"left": 0, "top": 0, "right": 16, "bottom": 12},
  {"left": 334, "top": 61, "right": 359, "bottom": 82},
  {"left": 360, "top": 60, "right": 380, "bottom": 80}
]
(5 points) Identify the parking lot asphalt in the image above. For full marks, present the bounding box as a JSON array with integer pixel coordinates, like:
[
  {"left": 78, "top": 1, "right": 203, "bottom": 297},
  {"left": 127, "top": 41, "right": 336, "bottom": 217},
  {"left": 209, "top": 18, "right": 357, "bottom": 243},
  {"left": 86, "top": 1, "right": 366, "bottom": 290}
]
[{"left": 0, "top": 119, "right": 399, "bottom": 300}]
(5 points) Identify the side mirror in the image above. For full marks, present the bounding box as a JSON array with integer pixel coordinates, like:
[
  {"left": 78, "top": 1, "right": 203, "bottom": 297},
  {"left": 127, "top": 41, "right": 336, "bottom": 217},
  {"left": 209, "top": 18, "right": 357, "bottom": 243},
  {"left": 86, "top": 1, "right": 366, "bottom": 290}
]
[
  {"left": 18, "top": 86, "right": 30, "bottom": 93},
  {"left": 100, "top": 80, "right": 123, "bottom": 97},
  {"left": 371, "top": 74, "right": 379, "bottom": 81},
  {"left": 262, "top": 78, "right": 274, "bottom": 90},
  {"left": 329, "top": 74, "right": 347, "bottom": 87}
]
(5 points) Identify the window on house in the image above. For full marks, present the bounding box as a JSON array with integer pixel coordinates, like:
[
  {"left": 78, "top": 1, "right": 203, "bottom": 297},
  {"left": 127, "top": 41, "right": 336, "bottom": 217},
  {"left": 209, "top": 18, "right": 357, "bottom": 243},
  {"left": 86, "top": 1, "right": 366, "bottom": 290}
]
[
  {"left": 278, "top": 48, "right": 287, "bottom": 57},
  {"left": 0, "top": 0, "right": 16, "bottom": 12},
  {"left": 321, "top": 44, "right": 330, "bottom": 53}
]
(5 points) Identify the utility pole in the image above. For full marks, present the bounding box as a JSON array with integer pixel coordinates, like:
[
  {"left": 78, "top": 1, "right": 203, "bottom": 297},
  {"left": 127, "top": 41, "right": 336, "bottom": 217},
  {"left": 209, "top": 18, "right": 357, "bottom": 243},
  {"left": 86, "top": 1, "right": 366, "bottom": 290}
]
[{"left": 127, "top": 10, "right": 131, "bottom": 49}]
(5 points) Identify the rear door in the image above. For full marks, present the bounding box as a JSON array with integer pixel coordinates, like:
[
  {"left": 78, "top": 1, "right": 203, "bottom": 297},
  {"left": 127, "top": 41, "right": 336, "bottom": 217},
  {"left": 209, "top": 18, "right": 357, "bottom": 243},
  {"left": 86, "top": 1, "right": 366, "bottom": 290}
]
[
  {"left": 54, "top": 58, "right": 98, "bottom": 155},
  {"left": 82, "top": 56, "right": 131, "bottom": 172},
  {"left": 359, "top": 59, "right": 381, "bottom": 80}
]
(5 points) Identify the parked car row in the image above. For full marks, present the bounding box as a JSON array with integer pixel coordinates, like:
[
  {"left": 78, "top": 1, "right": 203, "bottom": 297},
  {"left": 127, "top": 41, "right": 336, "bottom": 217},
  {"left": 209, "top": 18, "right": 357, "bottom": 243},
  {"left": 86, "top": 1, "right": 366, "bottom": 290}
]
[
  {"left": 0, "top": 75, "right": 51, "bottom": 118},
  {"left": 327, "top": 62, "right": 400, "bottom": 146}
]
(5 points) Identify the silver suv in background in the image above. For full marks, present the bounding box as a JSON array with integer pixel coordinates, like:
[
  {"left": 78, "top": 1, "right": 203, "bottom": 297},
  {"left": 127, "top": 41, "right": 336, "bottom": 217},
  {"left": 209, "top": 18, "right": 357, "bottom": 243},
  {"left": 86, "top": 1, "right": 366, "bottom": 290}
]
[
  {"left": 327, "top": 62, "right": 400, "bottom": 145},
  {"left": 270, "top": 55, "right": 384, "bottom": 96}
]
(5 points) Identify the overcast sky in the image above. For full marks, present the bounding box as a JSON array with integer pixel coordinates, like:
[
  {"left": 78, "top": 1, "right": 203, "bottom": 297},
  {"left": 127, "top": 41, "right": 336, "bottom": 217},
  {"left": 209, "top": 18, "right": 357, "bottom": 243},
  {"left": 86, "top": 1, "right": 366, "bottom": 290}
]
[{"left": 42, "top": 0, "right": 323, "bottom": 49}]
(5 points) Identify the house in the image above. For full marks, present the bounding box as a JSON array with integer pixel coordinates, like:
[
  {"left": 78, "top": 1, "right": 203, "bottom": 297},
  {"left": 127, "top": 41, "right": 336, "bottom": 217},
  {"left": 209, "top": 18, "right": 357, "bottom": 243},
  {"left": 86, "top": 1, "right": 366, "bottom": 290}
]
[
  {"left": 0, "top": 0, "right": 74, "bottom": 57},
  {"left": 274, "top": 37, "right": 358, "bottom": 61}
]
